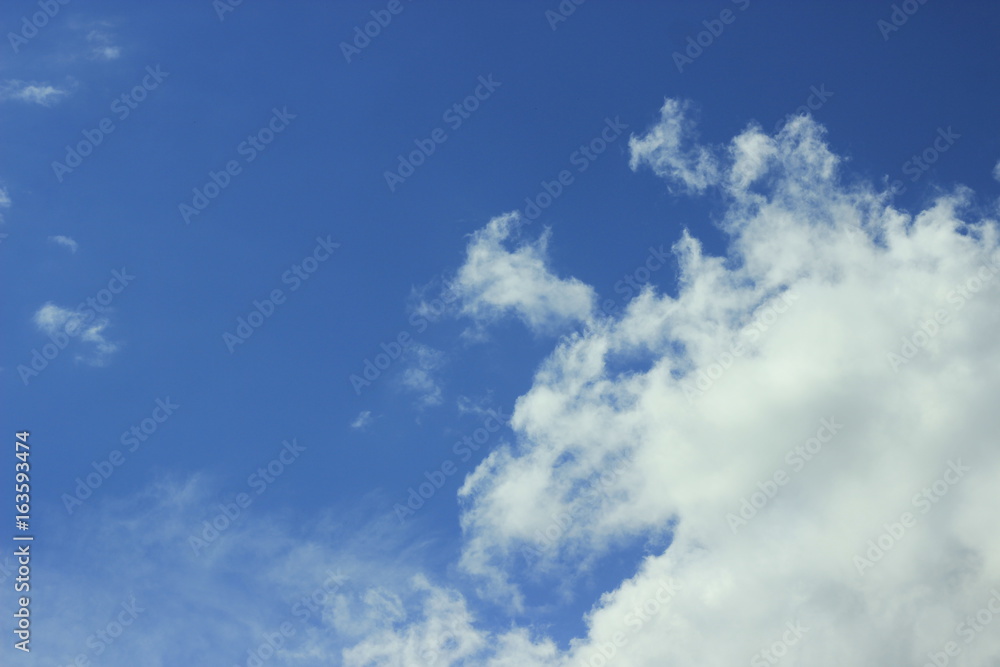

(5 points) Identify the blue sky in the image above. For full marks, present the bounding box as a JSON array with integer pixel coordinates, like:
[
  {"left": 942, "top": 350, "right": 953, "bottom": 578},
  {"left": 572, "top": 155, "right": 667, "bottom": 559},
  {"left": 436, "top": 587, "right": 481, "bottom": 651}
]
[{"left": 3, "top": 1, "right": 1000, "bottom": 665}]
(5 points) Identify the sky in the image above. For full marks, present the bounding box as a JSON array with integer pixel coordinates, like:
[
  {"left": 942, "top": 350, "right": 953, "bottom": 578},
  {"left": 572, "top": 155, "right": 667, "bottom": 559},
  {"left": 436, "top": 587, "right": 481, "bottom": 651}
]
[{"left": 2, "top": 1, "right": 1000, "bottom": 665}]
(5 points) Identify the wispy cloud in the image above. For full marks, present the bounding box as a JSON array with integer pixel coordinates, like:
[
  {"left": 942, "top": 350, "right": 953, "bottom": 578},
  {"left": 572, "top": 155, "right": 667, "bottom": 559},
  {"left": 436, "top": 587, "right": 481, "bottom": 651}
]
[
  {"left": 48, "top": 235, "right": 79, "bottom": 253},
  {"left": 87, "top": 28, "right": 121, "bottom": 60},
  {"left": 351, "top": 410, "right": 373, "bottom": 430},
  {"left": 400, "top": 343, "right": 445, "bottom": 408},
  {"left": 33, "top": 303, "right": 118, "bottom": 365},
  {"left": 0, "top": 185, "right": 9, "bottom": 226},
  {"left": 0, "top": 80, "right": 70, "bottom": 106}
]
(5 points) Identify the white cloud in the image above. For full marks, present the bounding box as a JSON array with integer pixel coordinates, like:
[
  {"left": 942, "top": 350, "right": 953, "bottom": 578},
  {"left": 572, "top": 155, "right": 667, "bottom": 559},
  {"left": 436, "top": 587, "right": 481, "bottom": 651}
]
[
  {"left": 0, "top": 80, "right": 70, "bottom": 106},
  {"left": 994, "top": 159, "right": 1000, "bottom": 182},
  {"left": 87, "top": 28, "right": 121, "bottom": 60},
  {"left": 628, "top": 98, "right": 720, "bottom": 192},
  {"left": 400, "top": 343, "right": 445, "bottom": 408},
  {"left": 347, "top": 103, "right": 1000, "bottom": 665},
  {"left": 351, "top": 410, "right": 373, "bottom": 430},
  {"left": 48, "top": 235, "right": 79, "bottom": 253},
  {"left": 0, "top": 185, "right": 9, "bottom": 226},
  {"left": 29, "top": 99, "right": 1000, "bottom": 667},
  {"left": 33, "top": 303, "right": 118, "bottom": 364},
  {"left": 449, "top": 212, "right": 596, "bottom": 334}
]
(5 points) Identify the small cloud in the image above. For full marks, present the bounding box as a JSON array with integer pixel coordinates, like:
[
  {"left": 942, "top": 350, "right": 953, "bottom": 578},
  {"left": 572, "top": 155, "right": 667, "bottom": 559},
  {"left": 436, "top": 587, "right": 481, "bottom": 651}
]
[
  {"left": 33, "top": 303, "right": 118, "bottom": 365},
  {"left": 87, "top": 29, "right": 121, "bottom": 60},
  {"left": 400, "top": 344, "right": 445, "bottom": 409},
  {"left": 994, "top": 159, "right": 1000, "bottom": 182},
  {"left": 351, "top": 411, "right": 372, "bottom": 430},
  {"left": 629, "top": 98, "right": 720, "bottom": 193},
  {"left": 48, "top": 235, "right": 78, "bottom": 253},
  {"left": 456, "top": 394, "right": 497, "bottom": 418},
  {"left": 0, "top": 80, "right": 70, "bottom": 106},
  {"left": 0, "top": 186, "right": 9, "bottom": 225},
  {"left": 449, "top": 213, "right": 596, "bottom": 335}
]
